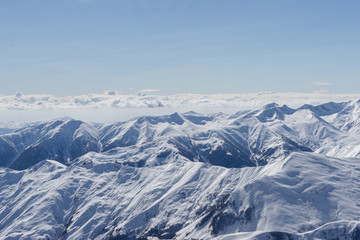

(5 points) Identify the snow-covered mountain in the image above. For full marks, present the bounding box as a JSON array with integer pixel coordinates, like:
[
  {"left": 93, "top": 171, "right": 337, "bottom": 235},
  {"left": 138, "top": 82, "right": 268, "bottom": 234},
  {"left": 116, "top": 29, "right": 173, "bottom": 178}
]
[{"left": 1, "top": 100, "right": 360, "bottom": 239}]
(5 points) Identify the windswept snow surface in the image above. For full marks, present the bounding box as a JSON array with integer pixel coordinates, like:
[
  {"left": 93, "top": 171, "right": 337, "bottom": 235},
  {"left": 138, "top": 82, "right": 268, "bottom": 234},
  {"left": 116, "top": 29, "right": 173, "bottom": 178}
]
[{"left": 1, "top": 100, "right": 360, "bottom": 239}]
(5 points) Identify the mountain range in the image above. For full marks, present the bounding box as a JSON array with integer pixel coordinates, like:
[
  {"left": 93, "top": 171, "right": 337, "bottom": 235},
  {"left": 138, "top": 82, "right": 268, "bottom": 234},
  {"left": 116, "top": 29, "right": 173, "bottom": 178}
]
[{"left": 1, "top": 100, "right": 360, "bottom": 239}]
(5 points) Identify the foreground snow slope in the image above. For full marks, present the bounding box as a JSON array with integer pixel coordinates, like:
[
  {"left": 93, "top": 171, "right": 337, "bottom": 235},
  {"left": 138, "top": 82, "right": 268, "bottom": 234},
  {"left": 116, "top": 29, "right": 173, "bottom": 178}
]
[
  {"left": 1, "top": 152, "right": 359, "bottom": 239},
  {"left": 0, "top": 100, "right": 360, "bottom": 239}
]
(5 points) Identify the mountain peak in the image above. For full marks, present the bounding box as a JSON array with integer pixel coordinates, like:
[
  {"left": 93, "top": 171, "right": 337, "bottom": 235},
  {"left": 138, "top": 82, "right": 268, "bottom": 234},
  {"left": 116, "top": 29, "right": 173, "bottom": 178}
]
[{"left": 262, "top": 102, "right": 279, "bottom": 109}]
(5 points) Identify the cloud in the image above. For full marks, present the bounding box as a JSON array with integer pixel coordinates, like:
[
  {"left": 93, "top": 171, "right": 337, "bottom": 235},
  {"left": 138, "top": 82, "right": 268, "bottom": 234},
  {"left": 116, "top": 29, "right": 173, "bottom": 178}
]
[
  {"left": 1, "top": 91, "right": 360, "bottom": 123},
  {"left": 313, "top": 82, "right": 333, "bottom": 86},
  {"left": 0, "top": 92, "right": 359, "bottom": 112},
  {"left": 137, "top": 89, "right": 160, "bottom": 96}
]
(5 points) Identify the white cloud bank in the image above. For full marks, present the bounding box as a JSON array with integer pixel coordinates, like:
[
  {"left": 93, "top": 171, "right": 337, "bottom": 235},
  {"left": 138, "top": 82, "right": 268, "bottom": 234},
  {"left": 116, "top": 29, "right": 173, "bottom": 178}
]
[
  {"left": 137, "top": 89, "right": 161, "bottom": 96},
  {"left": 1, "top": 91, "right": 359, "bottom": 123},
  {"left": 1, "top": 91, "right": 359, "bottom": 111}
]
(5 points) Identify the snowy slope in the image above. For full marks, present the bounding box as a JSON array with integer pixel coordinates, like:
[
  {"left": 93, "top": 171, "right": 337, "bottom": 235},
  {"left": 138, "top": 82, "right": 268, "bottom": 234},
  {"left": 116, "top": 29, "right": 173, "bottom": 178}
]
[{"left": 1, "top": 100, "right": 360, "bottom": 239}]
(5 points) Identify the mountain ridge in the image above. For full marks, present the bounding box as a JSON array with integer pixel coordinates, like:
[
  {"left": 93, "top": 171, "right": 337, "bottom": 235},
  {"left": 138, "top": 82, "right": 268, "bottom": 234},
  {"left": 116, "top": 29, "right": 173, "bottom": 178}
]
[
  {"left": 1, "top": 100, "right": 360, "bottom": 239},
  {"left": 2, "top": 99, "right": 360, "bottom": 170}
]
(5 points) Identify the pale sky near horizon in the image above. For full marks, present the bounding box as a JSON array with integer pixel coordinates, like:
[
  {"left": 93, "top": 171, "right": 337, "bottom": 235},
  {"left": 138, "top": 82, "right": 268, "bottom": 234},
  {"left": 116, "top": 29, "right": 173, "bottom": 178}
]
[{"left": 1, "top": 0, "right": 360, "bottom": 96}]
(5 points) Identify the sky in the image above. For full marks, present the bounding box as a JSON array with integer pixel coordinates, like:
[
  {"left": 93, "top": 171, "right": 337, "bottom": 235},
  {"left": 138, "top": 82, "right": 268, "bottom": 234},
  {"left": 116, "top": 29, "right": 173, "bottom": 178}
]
[{"left": 1, "top": 0, "right": 360, "bottom": 97}]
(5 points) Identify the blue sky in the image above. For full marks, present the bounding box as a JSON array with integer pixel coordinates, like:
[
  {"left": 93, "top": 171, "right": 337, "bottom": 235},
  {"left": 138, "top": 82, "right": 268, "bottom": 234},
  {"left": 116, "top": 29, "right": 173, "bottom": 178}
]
[{"left": 1, "top": 0, "right": 360, "bottom": 96}]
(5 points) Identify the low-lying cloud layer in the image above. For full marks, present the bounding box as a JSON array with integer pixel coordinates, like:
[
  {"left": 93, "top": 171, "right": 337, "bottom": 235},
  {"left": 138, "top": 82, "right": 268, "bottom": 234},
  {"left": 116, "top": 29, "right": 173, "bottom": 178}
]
[
  {"left": 1, "top": 91, "right": 359, "bottom": 123},
  {"left": 1, "top": 91, "right": 359, "bottom": 111}
]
